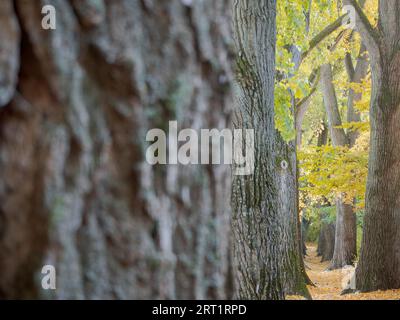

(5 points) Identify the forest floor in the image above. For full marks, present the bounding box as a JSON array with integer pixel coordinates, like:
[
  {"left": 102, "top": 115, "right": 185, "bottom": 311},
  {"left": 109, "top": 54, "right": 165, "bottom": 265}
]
[{"left": 301, "top": 244, "right": 400, "bottom": 300}]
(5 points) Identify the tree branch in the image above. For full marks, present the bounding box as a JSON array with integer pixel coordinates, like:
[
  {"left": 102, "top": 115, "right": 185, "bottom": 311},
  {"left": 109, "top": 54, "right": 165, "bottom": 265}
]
[
  {"left": 296, "top": 68, "right": 321, "bottom": 110},
  {"left": 301, "top": 14, "right": 346, "bottom": 62},
  {"left": 348, "top": 0, "right": 378, "bottom": 39},
  {"left": 345, "top": 0, "right": 380, "bottom": 59}
]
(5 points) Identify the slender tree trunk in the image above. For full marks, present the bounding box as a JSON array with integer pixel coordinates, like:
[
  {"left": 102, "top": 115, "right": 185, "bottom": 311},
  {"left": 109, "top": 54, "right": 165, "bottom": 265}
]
[
  {"left": 0, "top": 0, "right": 235, "bottom": 299},
  {"left": 301, "top": 216, "right": 310, "bottom": 256},
  {"left": 314, "top": 119, "right": 335, "bottom": 262},
  {"left": 320, "top": 63, "right": 357, "bottom": 269},
  {"left": 232, "top": 0, "right": 309, "bottom": 299},
  {"left": 346, "top": 0, "right": 400, "bottom": 291},
  {"left": 346, "top": 44, "right": 369, "bottom": 146},
  {"left": 296, "top": 99, "right": 312, "bottom": 147}
]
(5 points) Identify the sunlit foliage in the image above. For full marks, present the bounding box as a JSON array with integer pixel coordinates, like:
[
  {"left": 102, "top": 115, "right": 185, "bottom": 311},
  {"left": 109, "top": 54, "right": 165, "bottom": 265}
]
[{"left": 276, "top": 1, "right": 377, "bottom": 211}]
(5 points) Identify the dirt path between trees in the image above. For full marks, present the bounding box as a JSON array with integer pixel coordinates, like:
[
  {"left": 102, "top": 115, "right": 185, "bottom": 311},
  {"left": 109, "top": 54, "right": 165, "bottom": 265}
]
[{"left": 303, "top": 244, "right": 400, "bottom": 300}]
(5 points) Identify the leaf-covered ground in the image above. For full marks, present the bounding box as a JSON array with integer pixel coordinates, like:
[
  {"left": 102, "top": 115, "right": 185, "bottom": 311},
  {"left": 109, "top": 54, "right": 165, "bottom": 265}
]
[{"left": 304, "top": 244, "right": 400, "bottom": 300}]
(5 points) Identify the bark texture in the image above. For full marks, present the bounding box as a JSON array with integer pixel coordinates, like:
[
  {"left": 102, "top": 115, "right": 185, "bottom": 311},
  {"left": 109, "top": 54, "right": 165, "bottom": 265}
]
[
  {"left": 232, "top": 0, "right": 308, "bottom": 299},
  {"left": 0, "top": 0, "right": 235, "bottom": 299},
  {"left": 348, "top": 0, "right": 400, "bottom": 291}
]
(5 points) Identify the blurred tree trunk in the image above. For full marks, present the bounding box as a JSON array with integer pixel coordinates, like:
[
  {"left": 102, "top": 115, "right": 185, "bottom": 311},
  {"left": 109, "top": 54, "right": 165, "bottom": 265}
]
[
  {"left": 0, "top": 0, "right": 235, "bottom": 299},
  {"left": 347, "top": 0, "right": 400, "bottom": 292},
  {"left": 232, "top": 0, "right": 309, "bottom": 300}
]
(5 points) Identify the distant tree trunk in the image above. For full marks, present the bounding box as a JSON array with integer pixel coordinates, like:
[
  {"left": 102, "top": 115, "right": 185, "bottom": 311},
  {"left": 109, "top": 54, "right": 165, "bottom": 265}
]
[
  {"left": 317, "top": 222, "right": 335, "bottom": 262},
  {"left": 345, "top": 44, "right": 369, "bottom": 146},
  {"left": 317, "top": 120, "right": 328, "bottom": 146},
  {"left": 320, "top": 63, "right": 357, "bottom": 269},
  {"left": 331, "top": 198, "right": 356, "bottom": 266},
  {"left": 295, "top": 99, "right": 312, "bottom": 147},
  {"left": 232, "top": 0, "right": 309, "bottom": 300},
  {"left": 314, "top": 120, "right": 334, "bottom": 262},
  {"left": 316, "top": 228, "right": 324, "bottom": 256},
  {"left": 347, "top": 0, "right": 400, "bottom": 291},
  {"left": 301, "top": 216, "right": 310, "bottom": 256},
  {"left": 0, "top": 0, "right": 235, "bottom": 299}
]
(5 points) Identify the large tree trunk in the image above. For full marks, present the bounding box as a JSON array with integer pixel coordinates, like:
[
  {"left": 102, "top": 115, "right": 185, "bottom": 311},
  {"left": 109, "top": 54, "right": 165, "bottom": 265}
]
[
  {"left": 320, "top": 63, "right": 357, "bottom": 269},
  {"left": 349, "top": 0, "right": 400, "bottom": 292},
  {"left": 232, "top": 0, "right": 309, "bottom": 300},
  {"left": 0, "top": 0, "right": 235, "bottom": 299}
]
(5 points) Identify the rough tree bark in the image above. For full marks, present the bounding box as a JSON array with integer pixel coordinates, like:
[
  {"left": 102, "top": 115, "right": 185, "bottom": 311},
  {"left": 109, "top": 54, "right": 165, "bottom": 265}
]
[
  {"left": 232, "top": 0, "right": 309, "bottom": 299},
  {"left": 347, "top": 0, "right": 400, "bottom": 291},
  {"left": 0, "top": 0, "right": 235, "bottom": 299}
]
